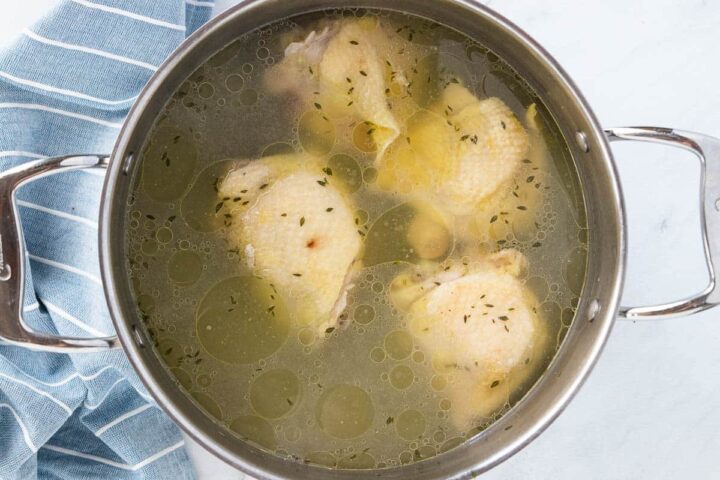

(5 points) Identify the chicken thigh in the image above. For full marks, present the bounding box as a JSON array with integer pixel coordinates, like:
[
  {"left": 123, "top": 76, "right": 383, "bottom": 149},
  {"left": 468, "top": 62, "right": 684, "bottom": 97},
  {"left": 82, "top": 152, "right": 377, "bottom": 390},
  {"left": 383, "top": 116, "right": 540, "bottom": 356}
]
[
  {"left": 391, "top": 250, "right": 547, "bottom": 428},
  {"left": 377, "top": 83, "right": 529, "bottom": 217},
  {"left": 266, "top": 18, "right": 402, "bottom": 157},
  {"left": 218, "top": 156, "right": 363, "bottom": 335}
]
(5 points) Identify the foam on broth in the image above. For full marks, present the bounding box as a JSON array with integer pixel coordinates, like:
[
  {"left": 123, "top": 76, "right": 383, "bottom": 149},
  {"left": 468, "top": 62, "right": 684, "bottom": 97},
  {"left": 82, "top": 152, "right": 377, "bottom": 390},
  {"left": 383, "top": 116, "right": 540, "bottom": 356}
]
[{"left": 124, "top": 9, "right": 587, "bottom": 470}]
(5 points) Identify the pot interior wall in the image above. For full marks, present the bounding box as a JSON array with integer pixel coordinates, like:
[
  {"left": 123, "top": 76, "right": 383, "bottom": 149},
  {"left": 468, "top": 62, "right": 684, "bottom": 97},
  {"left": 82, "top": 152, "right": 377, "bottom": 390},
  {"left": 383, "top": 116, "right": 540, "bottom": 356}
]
[{"left": 102, "top": 1, "right": 624, "bottom": 478}]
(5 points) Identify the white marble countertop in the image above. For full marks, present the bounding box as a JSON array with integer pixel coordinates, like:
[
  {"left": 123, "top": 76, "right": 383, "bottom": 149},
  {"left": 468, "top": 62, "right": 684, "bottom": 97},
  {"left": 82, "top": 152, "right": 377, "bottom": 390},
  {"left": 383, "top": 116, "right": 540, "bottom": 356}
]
[{"left": 4, "top": 1, "right": 720, "bottom": 479}]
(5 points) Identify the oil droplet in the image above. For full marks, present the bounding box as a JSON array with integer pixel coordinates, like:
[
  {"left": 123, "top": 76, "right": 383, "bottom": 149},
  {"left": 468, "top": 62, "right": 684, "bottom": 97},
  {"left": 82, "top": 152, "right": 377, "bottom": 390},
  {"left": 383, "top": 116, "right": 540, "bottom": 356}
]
[
  {"left": 250, "top": 369, "right": 301, "bottom": 419},
  {"left": 430, "top": 375, "right": 447, "bottom": 391},
  {"left": 396, "top": 410, "right": 425, "bottom": 441},
  {"left": 285, "top": 426, "right": 301, "bottom": 442},
  {"left": 197, "top": 374, "right": 212, "bottom": 388},
  {"left": 439, "top": 398, "right": 452, "bottom": 410},
  {"left": 298, "top": 328, "right": 316, "bottom": 346},
  {"left": 196, "top": 276, "right": 289, "bottom": 364},
  {"left": 225, "top": 74, "right": 245, "bottom": 92},
  {"left": 364, "top": 203, "right": 438, "bottom": 266},
  {"left": 389, "top": 365, "right": 414, "bottom": 390},
  {"left": 384, "top": 330, "right": 413, "bottom": 360},
  {"left": 239, "top": 89, "right": 258, "bottom": 105},
  {"left": 191, "top": 391, "right": 223, "bottom": 419},
  {"left": 372, "top": 281, "right": 384, "bottom": 293},
  {"left": 415, "top": 445, "right": 436, "bottom": 460},
  {"left": 229, "top": 415, "right": 276, "bottom": 450},
  {"left": 363, "top": 167, "right": 378, "bottom": 184},
  {"left": 328, "top": 154, "right": 362, "bottom": 193},
  {"left": 412, "top": 350, "right": 424, "bottom": 363},
  {"left": 156, "top": 227, "right": 173, "bottom": 243},
  {"left": 370, "top": 347, "right": 386, "bottom": 363},
  {"left": 440, "top": 437, "right": 464, "bottom": 453},
  {"left": 352, "top": 121, "right": 377, "bottom": 153},
  {"left": 298, "top": 110, "right": 336, "bottom": 157},
  {"left": 168, "top": 250, "right": 203, "bottom": 286},
  {"left": 198, "top": 82, "right": 215, "bottom": 99},
  {"left": 316, "top": 384, "right": 374, "bottom": 439},
  {"left": 353, "top": 304, "right": 375, "bottom": 325}
]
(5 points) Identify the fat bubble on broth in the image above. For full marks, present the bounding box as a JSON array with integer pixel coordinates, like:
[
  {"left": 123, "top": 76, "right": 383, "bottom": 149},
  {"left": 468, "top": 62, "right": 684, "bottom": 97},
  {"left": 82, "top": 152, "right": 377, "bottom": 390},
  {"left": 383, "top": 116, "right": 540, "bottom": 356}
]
[{"left": 125, "top": 9, "right": 587, "bottom": 470}]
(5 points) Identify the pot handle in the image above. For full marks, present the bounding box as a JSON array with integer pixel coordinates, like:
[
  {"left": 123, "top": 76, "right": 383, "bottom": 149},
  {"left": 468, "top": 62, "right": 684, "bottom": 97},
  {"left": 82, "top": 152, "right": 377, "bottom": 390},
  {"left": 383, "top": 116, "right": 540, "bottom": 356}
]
[
  {"left": 606, "top": 127, "right": 720, "bottom": 320},
  {"left": 0, "top": 154, "right": 120, "bottom": 352}
]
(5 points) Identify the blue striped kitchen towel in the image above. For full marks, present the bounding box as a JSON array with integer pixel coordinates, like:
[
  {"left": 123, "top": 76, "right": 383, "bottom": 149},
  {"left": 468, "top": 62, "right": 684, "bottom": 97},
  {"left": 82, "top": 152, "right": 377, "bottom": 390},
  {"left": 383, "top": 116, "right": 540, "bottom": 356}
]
[{"left": 0, "top": 1, "right": 214, "bottom": 479}]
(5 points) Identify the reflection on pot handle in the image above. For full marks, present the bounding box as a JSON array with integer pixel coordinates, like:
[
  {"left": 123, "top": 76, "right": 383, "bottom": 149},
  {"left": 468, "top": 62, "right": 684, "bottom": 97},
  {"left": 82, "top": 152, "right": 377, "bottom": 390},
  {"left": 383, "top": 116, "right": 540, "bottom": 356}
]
[
  {"left": 0, "top": 154, "right": 120, "bottom": 352},
  {"left": 606, "top": 127, "right": 720, "bottom": 320}
]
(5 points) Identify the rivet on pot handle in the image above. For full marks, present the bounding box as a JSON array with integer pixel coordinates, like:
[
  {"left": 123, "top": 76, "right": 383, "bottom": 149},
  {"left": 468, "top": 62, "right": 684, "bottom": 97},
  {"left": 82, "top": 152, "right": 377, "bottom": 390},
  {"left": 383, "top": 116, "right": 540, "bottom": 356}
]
[
  {"left": 0, "top": 155, "right": 120, "bottom": 352},
  {"left": 606, "top": 127, "right": 720, "bottom": 320}
]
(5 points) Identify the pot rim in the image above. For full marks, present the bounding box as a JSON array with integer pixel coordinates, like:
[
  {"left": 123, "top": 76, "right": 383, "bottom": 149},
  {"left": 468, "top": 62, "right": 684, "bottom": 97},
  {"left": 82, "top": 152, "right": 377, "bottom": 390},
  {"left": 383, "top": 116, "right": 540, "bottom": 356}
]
[{"left": 100, "top": 1, "right": 625, "bottom": 478}]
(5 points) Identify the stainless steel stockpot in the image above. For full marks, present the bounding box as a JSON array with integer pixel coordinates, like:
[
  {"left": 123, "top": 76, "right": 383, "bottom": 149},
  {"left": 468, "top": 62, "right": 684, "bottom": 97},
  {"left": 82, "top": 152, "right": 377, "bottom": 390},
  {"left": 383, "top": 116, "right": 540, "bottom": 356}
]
[{"left": 2, "top": 1, "right": 719, "bottom": 478}]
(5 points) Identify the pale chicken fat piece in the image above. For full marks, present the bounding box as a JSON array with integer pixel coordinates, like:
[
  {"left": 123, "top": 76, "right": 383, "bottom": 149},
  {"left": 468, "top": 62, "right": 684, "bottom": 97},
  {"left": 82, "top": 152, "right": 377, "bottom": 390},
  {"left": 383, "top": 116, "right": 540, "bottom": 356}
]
[
  {"left": 267, "top": 19, "right": 401, "bottom": 156},
  {"left": 399, "top": 250, "right": 543, "bottom": 427},
  {"left": 378, "top": 83, "right": 529, "bottom": 216},
  {"left": 232, "top": 170, "right": 361, "bottom": 334}
]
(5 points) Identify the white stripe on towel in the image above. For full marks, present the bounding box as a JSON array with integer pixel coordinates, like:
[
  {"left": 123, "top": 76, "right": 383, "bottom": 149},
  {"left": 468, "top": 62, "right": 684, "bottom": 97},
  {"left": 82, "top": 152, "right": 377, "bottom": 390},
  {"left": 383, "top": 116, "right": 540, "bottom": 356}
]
[
  {"left": 0, "top": 151, "right": 46, "bottom": 159},
  {"left": 95, "top": 403, "right": 154, "bottom": 435},
  {"left": 27, "top": 254, "right": 102, "bottom": 285},
  {"left": 17, "top": 200, "right": 98, "bottom": 229},
  {"left": 186, "top": 0, "right": 215, "bottom": 6},
  {"left": 6, "top": 364, "right": 115, "bottom": 388},
  {"left": 42, "top": 300, "right": 109, "bottom": 337},
  {"left": 23, "top": 303, "right": 39, "bottom": 313},
  {"left": 81, "top": 168, "right": 107, "bottom": 177},
  {"left": 0, "top": 102, "right": 122, "bottom": 128},
  {"left": 0, "top": 71, "right": 137, "bottom": 106},
  {"left": 23, "top": 30, "right": 158, "bottom": 72},
  {"left": 0, "top": 404, "right": 38, "bottom": 451},
  {"left": 84, "top": 378, "right": 126, "bottom": 409},
  {"left": 0, "top": 373, "right": 73, "bottom": 414},
  {"left": 42, "top": 441, "right": 185, "bottom": 470},
  {"left": 70, "top": 0, "right": 186, "bottom": 31}
]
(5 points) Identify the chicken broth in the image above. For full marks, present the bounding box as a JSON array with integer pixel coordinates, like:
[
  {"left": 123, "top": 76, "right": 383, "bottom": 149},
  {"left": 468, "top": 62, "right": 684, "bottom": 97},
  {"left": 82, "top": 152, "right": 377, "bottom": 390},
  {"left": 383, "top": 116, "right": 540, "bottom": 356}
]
[{"left": 125, "top": 9, "right": 587, "bottom": 470}]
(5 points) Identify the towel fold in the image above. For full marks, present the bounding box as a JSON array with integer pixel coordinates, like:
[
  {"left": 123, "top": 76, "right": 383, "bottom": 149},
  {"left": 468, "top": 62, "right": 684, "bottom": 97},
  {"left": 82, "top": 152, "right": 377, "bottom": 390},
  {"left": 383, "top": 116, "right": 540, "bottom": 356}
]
[{"left": 0, "top": 1, "right": 212, "bottom": 478}]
